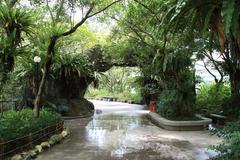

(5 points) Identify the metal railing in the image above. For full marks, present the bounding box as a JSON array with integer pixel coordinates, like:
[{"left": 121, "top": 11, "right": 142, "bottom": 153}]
[{"left": 0, "top": 121, "right": 64, "bottom": 160}]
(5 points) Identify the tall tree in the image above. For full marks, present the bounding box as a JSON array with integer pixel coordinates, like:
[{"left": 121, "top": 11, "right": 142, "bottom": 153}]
[
  {"left": 0, "top": 1, "right": 34, "bottom": 94},
  {"left": 163, "top": 0, "right": 240, "bottom": 107},
  {"left": 106, "top": 0, "right": 196, "bottom": 117},
  {"left": 33, "top": 0, "right": 122, "bottom": 117}
]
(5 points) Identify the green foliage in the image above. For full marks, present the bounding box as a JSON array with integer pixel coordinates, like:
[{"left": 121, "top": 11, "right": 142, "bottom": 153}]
[
  {"left": 222, "top": 0, "right": 235, "bottom": 35},
  {"left": 0, "top": 71, "right": 26, "bottom": 101},
  {"left": 161, "top": 0, "right": 240, "bottom": 105},
  {"left": 32, "top": 23, "right": 68, "bottom": 51},
  {"left": 0, "top": 109, "right": 62, "bottom": 141},
  {"left": 106, "top": 0, "right": 197, "bottom": 117},
  {"left": 0, "top": 0, "right": 239, "bottom": 121},
  {"left": 86, "top": 67, "right": 143, "bottom": 104},
  {"left": 153, "top": 50, "right": 196, "bottom": 118},
  {"left": 222, "top": 95, "right": 240, "bottom": 118},
  {"left": 157, "top": 89, "right": 179, "bottom": 118},
  {"left": 86, "top": 87, "right": 143, "bottom": 104},
  {"left": 118, "top": 91, "right": 142, "bottom": 104},
  {"left": 210, "top": 122, "right": 240, "bottom": 160},
  {"left": 100, "top": 67, "right": 137, "bottom": 93},
  {"left": 0, "top": 2, "right": 35, "bottom": 94},
  {"left": 196, "top": 83, "right": 231, "bottom": 115},
  {"left": 164, "top": 0, "right": 240, "bottom": 39},
  {"left": 0, "top": 4, "right": 34, "bottom": 36},
  {"left": 143, "top": 83, "right": 158, "bottom": 96},
  {"left": 52, "top": 53, "right": 93, "bottom": 80},
  {"left": 157, "top": 72, "right": 195, "bottom": 119},
  {"left": 86, "top": 88, "right": 109, "bottom": 98}
]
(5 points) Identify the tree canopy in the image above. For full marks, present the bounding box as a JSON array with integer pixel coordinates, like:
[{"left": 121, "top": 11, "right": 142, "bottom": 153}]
[{"left": 0, "top": 0, "right": 239, "bottom": 118}]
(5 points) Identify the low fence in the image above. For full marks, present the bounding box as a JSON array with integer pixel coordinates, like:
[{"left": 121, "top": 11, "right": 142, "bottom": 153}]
[{"left": 0, "top": 120, "right": 64, "bottom": 160}]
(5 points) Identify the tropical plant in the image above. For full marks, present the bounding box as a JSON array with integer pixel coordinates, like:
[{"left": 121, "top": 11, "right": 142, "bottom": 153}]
[
  {"left": 105, "top": 0, "right": 197, "bottom": 117},
  {"left": 32, "top": 0, "right": 123, "bottom": 118},
  {"left": 0, "top": 2, "right": 35, "bottom": 94},
  {"left": 196, "top": 83, "right": 231, "bottom": 115},
  {"left": 0, "top": 4, "right": 34, "bottom": 44},
  {"left": 0, "top": 109, "right": 62, "bottom": 141},
  {"left": 162, "top": 0, "right": 240, "bottom": 114},
  {"left": 210, "top": 122, "right": 240, "bottom": 159},
  {"left": 52, "top": 53, "right": 93, "bottom": 82},
  {"left": 86, "top": 67, "right": 143, "bottom": 103}
]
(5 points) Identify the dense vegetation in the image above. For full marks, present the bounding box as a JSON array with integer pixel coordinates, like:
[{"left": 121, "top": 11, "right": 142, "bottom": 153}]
[
  {"left": 101, "top": 0, "right": 240, "bottom": 119},
  {"left": 0, "top": 0, "right": 127, "bottom": 117},
  {"left": 86, "top": 67, "right": 143, "bottom": 104},
  {"left": 196, "top": 83, "right": 231, "bottom": 116},
  {"left": 210, "top": 122, "right": 240, "bottom": 160},
  {"left": 1, "top": 0, "right": 239, "bottom": 118},
  {"left": 0, "top": 109, "right": 62, "bottom": 141},
  {"left": 0, "top": 0, "right": 239, "bottom": 159}
]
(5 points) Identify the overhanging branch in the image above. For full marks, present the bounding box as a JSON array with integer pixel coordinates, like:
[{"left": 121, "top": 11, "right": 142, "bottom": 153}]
[
  {"left": 88, "top": 0, "right": 122, "bottom": 18},
  {"left": 61, "top": 0, "right": 122, "bottom": 37}
]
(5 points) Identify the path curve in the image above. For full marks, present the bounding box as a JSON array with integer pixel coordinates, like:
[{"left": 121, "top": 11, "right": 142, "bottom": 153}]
[{"left": 37, "top": 100, "right": 221, "bottom": 160}]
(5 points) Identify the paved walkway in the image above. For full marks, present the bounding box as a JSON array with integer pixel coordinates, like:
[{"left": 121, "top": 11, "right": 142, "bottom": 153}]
[{"left": 37, "top": 100, "right": 222, "bottom": 160}]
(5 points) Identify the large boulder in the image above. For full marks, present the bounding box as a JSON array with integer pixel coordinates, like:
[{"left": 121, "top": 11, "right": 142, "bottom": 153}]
[
  {"left": 46, "top": 74, "right": 93, "bottom": 99},
  {"left": 42, "top": 73, "right": 94, "bottom": 116},
  {"left": 25, "top": 74, "right": 95, "bottom": 116},
  {"left": 46, "top": 98, "right": 94, "bottom": 116}
]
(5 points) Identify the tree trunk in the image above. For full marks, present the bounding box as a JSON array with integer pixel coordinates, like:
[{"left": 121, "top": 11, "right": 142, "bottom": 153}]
[
  {"left": 230, "top": 72, "right": 240, "bottom": 97},
  {"left": 228, "top": 69, "right": 240, "bottom": 117},
  {"left": 229, "top": 36, "right": 240, "bottom": 98},
  {"left": 34, "top": 36, "right": 57, "bottom": 118},
  {"left": 33, "top": 59, "right": 52, "bottom": 117},
  {"left": 32, "top": 1, "right": 122, "bottom": 118}
]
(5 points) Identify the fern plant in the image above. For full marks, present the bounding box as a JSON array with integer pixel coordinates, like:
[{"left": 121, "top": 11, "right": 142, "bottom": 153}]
[
  {"left": 51, "top": 53, "right": 93, "bottom": 83},
  {"left": 164, "top": 0, "right": 240, "bottom": 51},
  {"left": 0, "top": 2, "right": 35, "bottom": 91},
  {"left": 0, "top": 3, "right": 35, "bottom": 46}
]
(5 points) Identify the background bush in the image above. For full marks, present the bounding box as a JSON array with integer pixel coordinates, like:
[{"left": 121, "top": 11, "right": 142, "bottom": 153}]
[
  {"left": 86, "top": 88, "right": 143, "bottom": 104},
  {"left": 0, "top": 109, "right": 62, "bottom": 141},
  {"left": 210, "top": 122, "right": 240, "bottom": 159},
  {"left": 156, "top": 89, "right": 179, "bottom": 118},
  {"left": 196, "top": 83, "right": 231, "bottom": 115},
  {"left": 86, "top": 67, "right": 143, "bottom": 104}
]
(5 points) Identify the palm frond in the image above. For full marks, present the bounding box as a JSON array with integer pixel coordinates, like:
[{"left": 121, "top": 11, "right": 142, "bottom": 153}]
[{"left": 52, "top": 53, "right": 93, "bottom": 80}]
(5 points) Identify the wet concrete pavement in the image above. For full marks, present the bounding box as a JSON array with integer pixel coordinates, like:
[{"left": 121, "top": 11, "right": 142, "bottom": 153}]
[{"left": 37, "top": 100, "right": 222, "bottom": 160}]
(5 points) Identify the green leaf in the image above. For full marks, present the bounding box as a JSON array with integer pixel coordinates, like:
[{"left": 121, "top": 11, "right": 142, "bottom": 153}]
[
  {"left": 221, "top": 0, "right": 235, "bottom": 35},
  {"left": 202, "top": 6, "right": 215, "bottom": 33},
  {"left": 231, "top": 1, "right": 240, "bottom": 38}
]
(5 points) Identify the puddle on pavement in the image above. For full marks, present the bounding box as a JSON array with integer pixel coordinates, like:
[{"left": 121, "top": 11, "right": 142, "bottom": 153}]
[
  {"left": 86, "top": 113, "right": 147, "bottom": 149},
  {"left": 82, "top": 101, "right": 220, "bottom": 160},
  {"left": 36, "top": 101, "right": 221, "bottom": 160}
]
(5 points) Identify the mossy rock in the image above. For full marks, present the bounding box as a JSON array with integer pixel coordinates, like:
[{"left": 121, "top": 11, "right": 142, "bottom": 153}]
[
  {"left": 49, "top": 134, "right": 63, "bottom": 145},
  {"left": 45, "top": 98, "right": 94, "bottom": 116}
]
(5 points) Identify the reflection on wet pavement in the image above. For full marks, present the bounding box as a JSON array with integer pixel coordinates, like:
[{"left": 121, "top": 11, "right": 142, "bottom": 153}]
[
  {"left": 85, "top": 112, "right": 194, "bottom": 159},
  {"left": 37, "top": 100, "right": 221, "bottom": 160},
  {"left": 86, "top": 114, "right": 148, "bottom": 155}
]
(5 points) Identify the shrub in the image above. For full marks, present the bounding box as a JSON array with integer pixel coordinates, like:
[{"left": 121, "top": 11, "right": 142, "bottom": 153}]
[
  {"left": 86, "top": 87, "right": 143, "bottom": 104},
  {"left": 222, "top": 95, "right": 240, "bottom": 118},
  {"left": 118, "top": 91, "right": 143, "bottom": 104},
  {"left": 157, "top": 86, "right": 195, "bottom": 118},
  {"left": 86, "top": 88, "right": 110, "bottom": 99},
  {"left": 0, "top": 109, "right": 62, "bottom": 141},
  {"left": 210, "top": 122, "right": 240, "bottom": 159},
  {"left": 196, "top": 83, "right": 231, "bottom": 115},
  {"left": 156, "top": 89, "right": 178, "bottom": 118}
]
